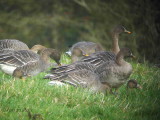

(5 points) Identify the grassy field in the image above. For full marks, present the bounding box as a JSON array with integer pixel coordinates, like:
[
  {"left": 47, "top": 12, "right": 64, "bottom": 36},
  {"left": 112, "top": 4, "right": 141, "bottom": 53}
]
[{"left": 0, "top": 54, "right": 160, "bottom": 120}]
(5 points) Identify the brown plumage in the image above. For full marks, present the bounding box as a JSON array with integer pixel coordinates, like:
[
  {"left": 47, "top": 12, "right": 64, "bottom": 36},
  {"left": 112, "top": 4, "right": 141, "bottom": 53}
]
[
  {"left": 0, "top": 39, "right": 29, "bottom": 50},
  {"left": 45, "top": 48, "right": 134, "bottom": 94},
  {"left": 80, "top": 25, "right": 131, "bottom": 67}
]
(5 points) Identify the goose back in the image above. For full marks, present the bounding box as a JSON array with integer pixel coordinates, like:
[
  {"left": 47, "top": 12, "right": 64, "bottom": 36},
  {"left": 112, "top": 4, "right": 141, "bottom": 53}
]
[
  {"left": 71, "top": 41, "right": 104, "bottom": 55},
  {"left": 0, "top": 39, "right": 29, "bottom": 50}
]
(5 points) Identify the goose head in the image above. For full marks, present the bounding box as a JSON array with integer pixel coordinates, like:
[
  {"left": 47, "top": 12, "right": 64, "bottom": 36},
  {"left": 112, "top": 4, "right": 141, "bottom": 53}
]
[
  {"left": 112, "top": 25, "right": 131, "bottom": 54},
  {"left": 113, "top": 25, "right": 131, "bottom": 35},
  {"left": 30, "top": 45, "right": 46, "bottom": 53},
  {"left": 71, "top": 47, "right": 89, "bottom": 62},
  {"left": 40, "top": 48, "right": 61, "bottom": 66},
  {"left": 127, "top": 79, "right": 142, "bottom": 89},
  {"left": 116, "top": 48, "right": 135, "bottom": 65}
]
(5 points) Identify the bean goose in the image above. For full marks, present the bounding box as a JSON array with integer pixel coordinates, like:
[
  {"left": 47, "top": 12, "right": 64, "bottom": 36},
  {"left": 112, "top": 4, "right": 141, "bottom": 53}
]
[
  {"left": 45, "top": 48, "right": 134, "bottom": 93},
  {"left": 68, "top": 41, "right": 104, "bottom": 62},
  {"left": 127, "top": 79, "right": 142, "bottom": 89},
  {"left": 0, "top": 48, "right": 61, "bottom": 78},
  {"left": 93, "top": 48, "right": 134, "bottom": 91},
  {"left": 80, "top": 25, "right": 131, "bottom": 67},
  {"left": 0, "top": 39, "right": 29, "bottom": 50}
]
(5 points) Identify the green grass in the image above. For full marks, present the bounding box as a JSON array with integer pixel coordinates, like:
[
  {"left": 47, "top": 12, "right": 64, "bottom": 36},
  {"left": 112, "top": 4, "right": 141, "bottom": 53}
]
[{"left": 0, "top": 54, "right": 160, "bottom": 120}]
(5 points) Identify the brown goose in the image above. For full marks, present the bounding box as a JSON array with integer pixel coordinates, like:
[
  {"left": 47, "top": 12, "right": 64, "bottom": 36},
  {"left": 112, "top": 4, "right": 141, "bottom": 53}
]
[
  {"left": 127, "top": 79, "right": 142, "bottom": 89},
  {"left": 0, "top": 48, "right": 61, "bottom": 78},
  {"left": 94, "top": 48, "right": 134, "bottom": 91},
  {"left": 80, "top": 25, "right": 131, "bottom": 67},
  {"left": 45, "top": 48, "right": 134, "bottom": 93}
]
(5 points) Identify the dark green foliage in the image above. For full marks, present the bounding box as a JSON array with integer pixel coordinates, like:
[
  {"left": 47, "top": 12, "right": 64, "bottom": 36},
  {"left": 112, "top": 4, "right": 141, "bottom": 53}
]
[{"left": 0, "top": 0, "right": 159, "bottom": 63}]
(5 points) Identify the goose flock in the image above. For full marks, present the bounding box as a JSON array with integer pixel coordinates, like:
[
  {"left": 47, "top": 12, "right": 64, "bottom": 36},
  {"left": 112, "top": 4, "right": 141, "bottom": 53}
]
[{"left": 0, "top": 25, "right": 141, "bottom": 94}]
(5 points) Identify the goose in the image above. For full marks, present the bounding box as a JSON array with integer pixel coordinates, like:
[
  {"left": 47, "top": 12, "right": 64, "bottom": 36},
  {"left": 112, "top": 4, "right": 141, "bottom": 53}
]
[
  {"left": 0, "top": 48, "right": 61, "bottom": 78},
  {"left": 94, "top": 48, "right": 134, "bottom": 91},
  {"left": 80, "top": 25, "right": 131, "bottom": 67},
  {"left": 0, "top": 39, "right": 29, "bottom": 50},
  {"left": 45, "top": 48, "right": 134, "bottom": 93},
  {"left": 127, "top": 79, "right": 142, "bottom": 89}
]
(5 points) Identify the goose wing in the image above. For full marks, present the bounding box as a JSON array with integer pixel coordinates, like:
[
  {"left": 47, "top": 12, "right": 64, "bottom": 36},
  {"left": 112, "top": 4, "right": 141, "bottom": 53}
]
[
  {"left": 0, "top": 50, "right": 39, "bottom": 67},
  {"left": 80, "top": 51, "right": 116, "bottom": 67},
  {"left": 94, "top": 61, "right": 115, "bottom": 82},
  {"left": 46, "top": 68, "right": 98, "bottom": 88},
  {"left": 44, "top": 62, "right": 96, "bottom": 80},
  {"left": 50, "top": 62, "right": 95, "bottom": 74}
]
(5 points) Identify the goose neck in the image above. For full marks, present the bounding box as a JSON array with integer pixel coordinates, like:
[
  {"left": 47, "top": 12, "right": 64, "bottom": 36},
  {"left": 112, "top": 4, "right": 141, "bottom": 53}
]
[
  {"left": 40, "top": 50, "right": 51, "bottom": 63},
  {"left": 112, "top": 33, "right": 120, "bottom": 55},
  {"left": 116, "top": 53, "right": 125, "bottom": 66}
]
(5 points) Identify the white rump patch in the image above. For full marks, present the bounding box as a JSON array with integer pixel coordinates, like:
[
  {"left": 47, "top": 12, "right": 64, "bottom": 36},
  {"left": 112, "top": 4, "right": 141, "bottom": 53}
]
[{"left": 0, "top": 64, "right": 16, "bottom": 75}]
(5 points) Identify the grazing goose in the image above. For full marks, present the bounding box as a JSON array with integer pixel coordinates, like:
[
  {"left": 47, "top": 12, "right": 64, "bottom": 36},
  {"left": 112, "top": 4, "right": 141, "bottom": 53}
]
[
  {"left": 67, "top": 41, "right": 104, "bottom": 62},
  {"left": 45, "top": 48, "right": 134, "bottom": 93},
  {"left": 0, "top": 48, "right": 61, "bottom": 78},
  {"left": 127, "top": 79, "right": 142, "bottom": 89},
  {"left": 70, "top": 41, "right": 104, "bottom": 55},
  {"left": 0, "top": 39, "right": 29, "bottom": 50}
]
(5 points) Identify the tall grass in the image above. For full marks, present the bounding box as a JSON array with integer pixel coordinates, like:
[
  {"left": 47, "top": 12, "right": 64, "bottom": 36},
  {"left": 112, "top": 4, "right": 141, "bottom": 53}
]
[{"left": 0, "top": 54, "right": 160, "bottom": 120}]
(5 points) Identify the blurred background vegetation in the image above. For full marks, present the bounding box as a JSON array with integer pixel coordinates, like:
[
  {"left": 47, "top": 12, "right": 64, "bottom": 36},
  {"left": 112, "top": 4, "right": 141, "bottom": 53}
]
[{"left": 0, "top": 0, "right": 159, "bottom": 64}]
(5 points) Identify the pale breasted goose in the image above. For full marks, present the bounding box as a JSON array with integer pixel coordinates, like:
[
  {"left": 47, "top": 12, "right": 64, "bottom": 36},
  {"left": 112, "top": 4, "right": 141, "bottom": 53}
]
[{"left": 94, "top": 48, "right": 134, "bottom": 91}]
